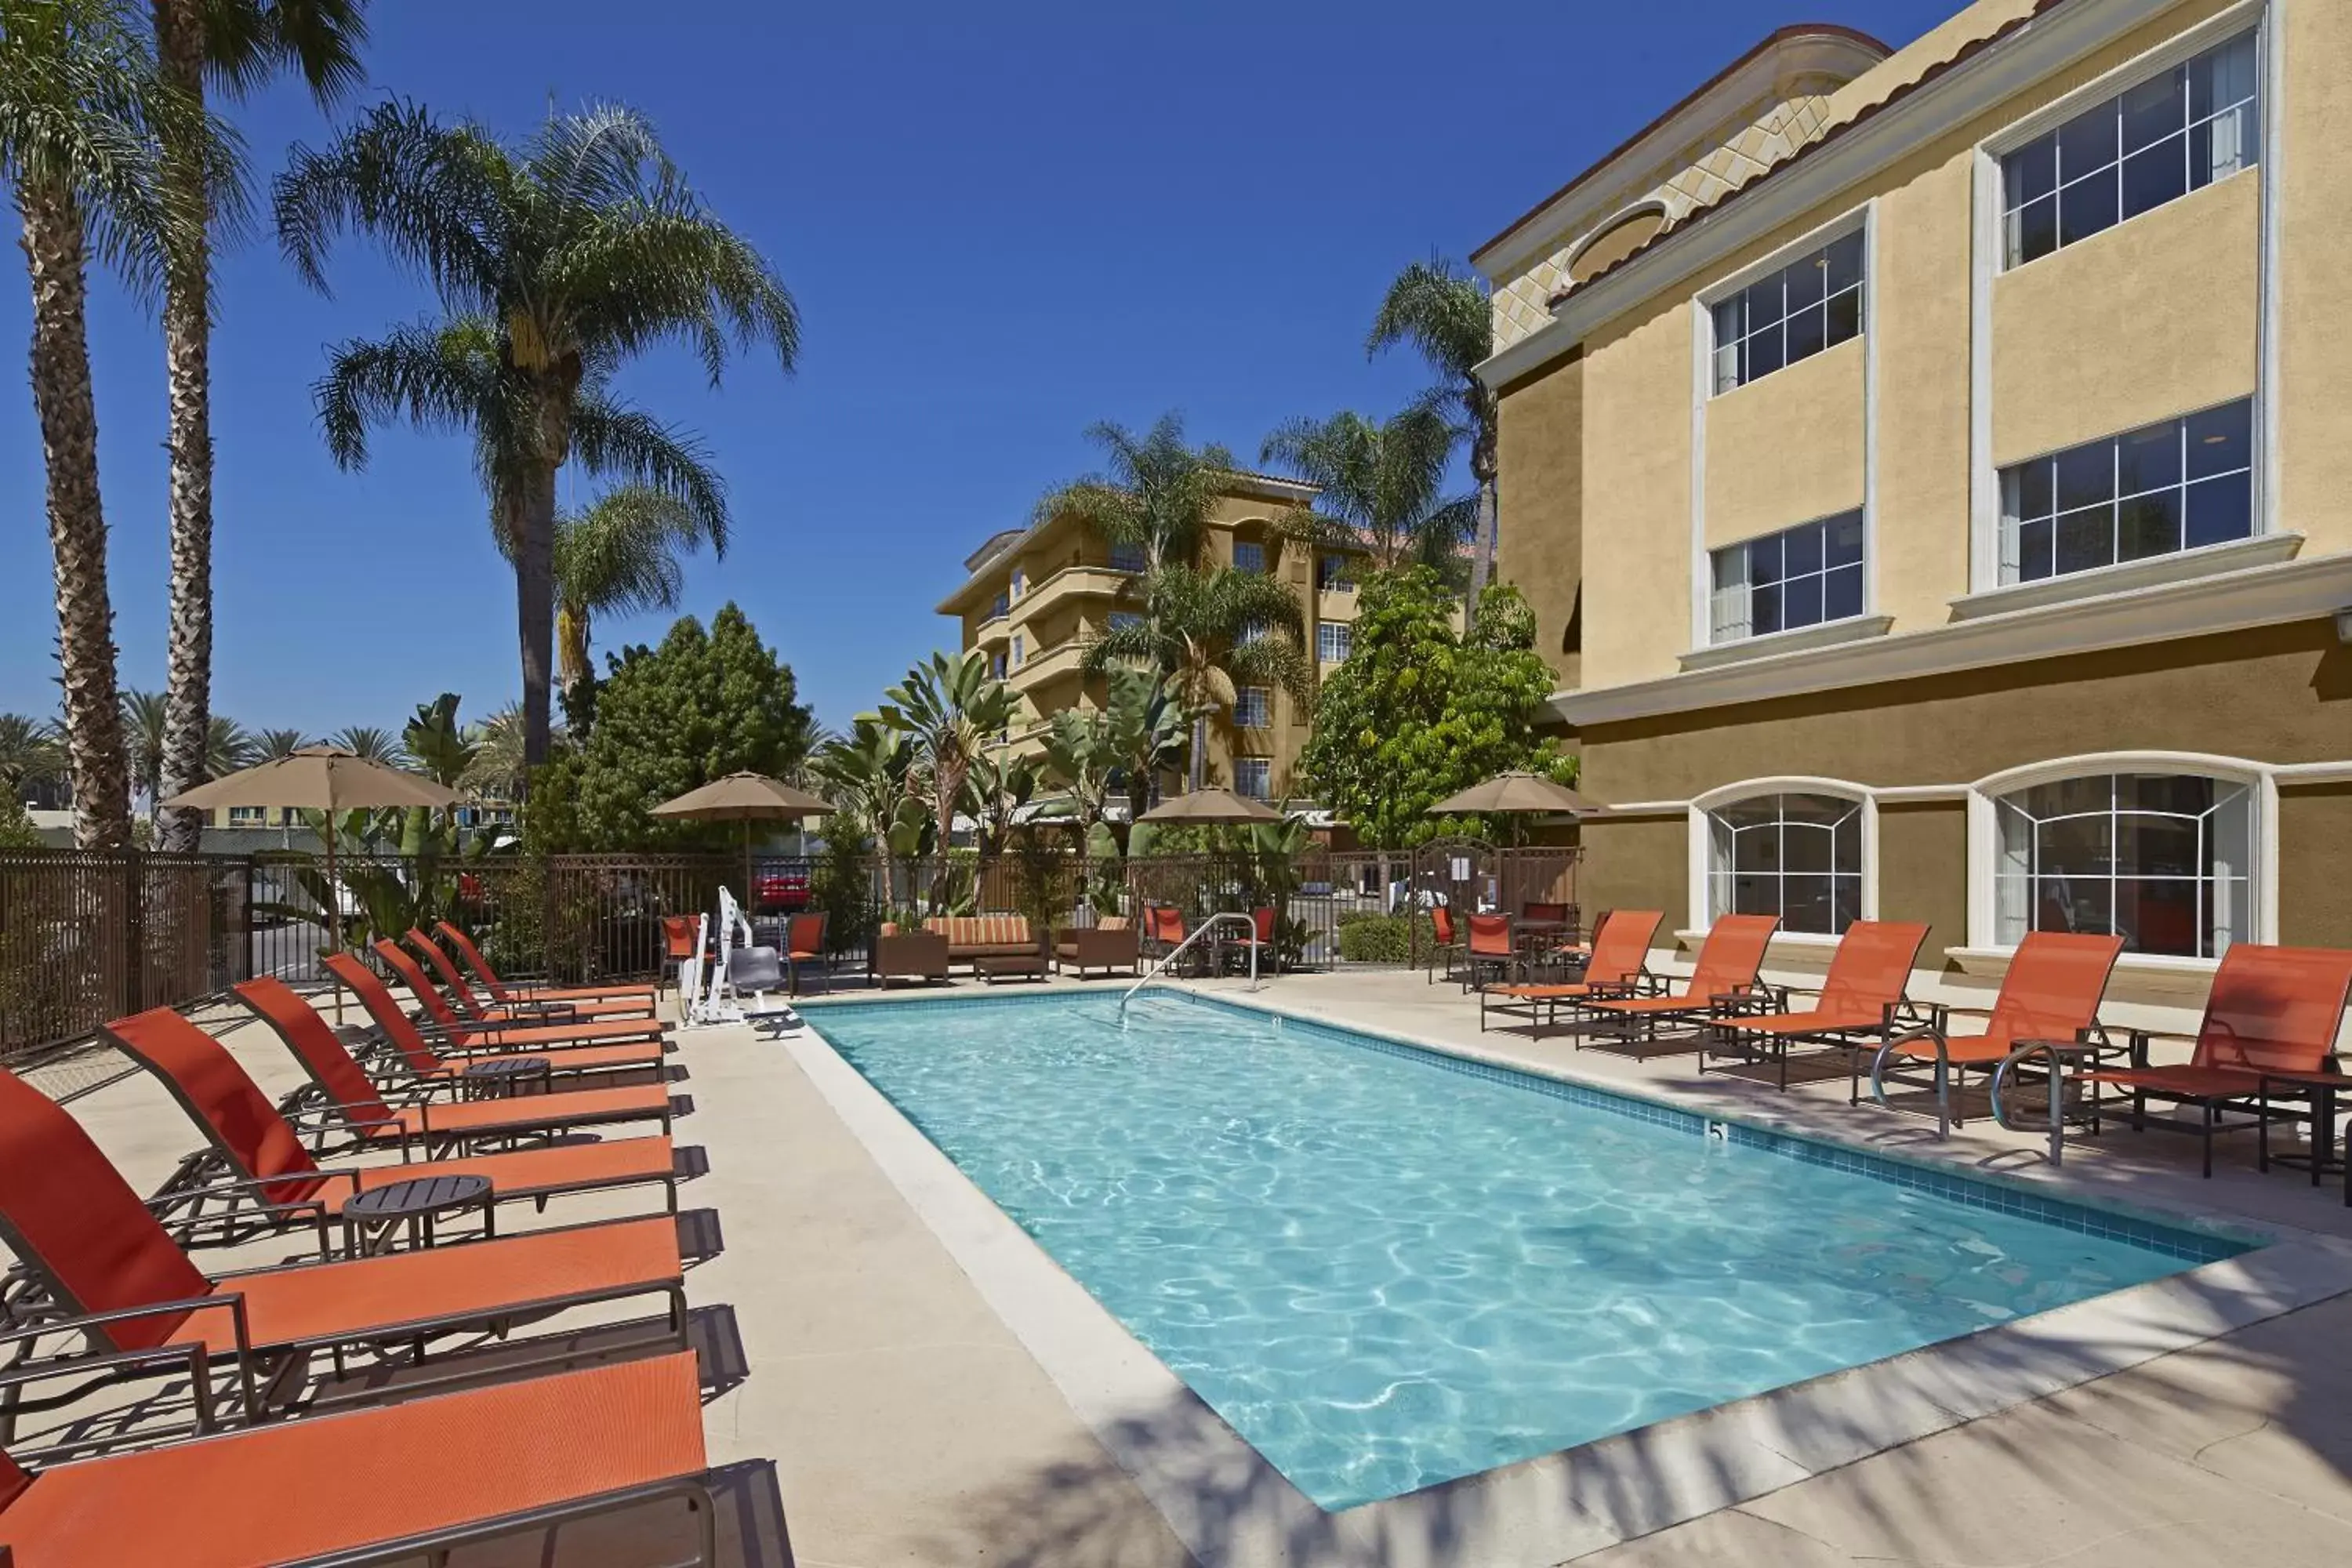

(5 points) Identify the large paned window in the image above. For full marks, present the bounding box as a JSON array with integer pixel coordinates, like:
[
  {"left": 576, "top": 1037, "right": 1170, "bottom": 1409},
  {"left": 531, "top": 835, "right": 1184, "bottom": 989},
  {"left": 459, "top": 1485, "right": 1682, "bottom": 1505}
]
[
  {"left": 1316, "top": 621, "right": 1352, "bottom": 663},
  {"left": 1710, "top": 230, "right": 1864, "bottom": 394},
  {"left": 1317, "top": 554, "right": 1355, "bottom": 592},
  {"left": 1109, "top": 542, "right": 1145, "bottom": 573},
  {"left": 1233, "top": 688, "right": 1271, "bottom": 729},
  {"left": 1709, "top": 511, "right": 1864, "bottom": 644},
  {"left": 2001, "top": 32, "right": 2258, "bottom": 270},
  {"left": 1998, "top": 400, "right": 2252, "bottom": 584},
  {"left": 1232, "top": 541, "right": 1265, "bottom": 573},
  {"left": 1234, "top": 758, "right": 1272, "bottom": 800},
  {"left": 1707, "top": 792, "right": 1864, "bottom": 935},
  {"left": 1992, "top": 772, "right": 2251, "bottom": 957}
]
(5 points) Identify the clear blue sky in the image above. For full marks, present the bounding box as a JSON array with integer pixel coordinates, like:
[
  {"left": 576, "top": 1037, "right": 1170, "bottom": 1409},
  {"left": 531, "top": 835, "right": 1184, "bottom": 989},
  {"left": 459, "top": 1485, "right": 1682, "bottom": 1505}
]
[{"left": 0, "top": 0, "right": 1955, "bottom": 742}]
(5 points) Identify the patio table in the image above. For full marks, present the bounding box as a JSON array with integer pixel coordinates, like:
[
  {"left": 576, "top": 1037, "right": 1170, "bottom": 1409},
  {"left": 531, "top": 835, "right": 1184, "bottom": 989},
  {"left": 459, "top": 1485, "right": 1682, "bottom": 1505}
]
[
  {"left": 341, "top": 1173, "right": 494, "bottom": 1256},
  {"left": 462, "top": 1054, "right": 554, "bottom": 1098}
]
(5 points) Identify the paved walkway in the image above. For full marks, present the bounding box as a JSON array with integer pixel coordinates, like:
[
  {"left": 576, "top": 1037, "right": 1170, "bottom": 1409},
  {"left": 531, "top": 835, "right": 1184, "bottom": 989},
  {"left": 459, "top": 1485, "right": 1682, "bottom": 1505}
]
[{"left": 25, "top": 967, "right": 2352, "bottom": 1566}]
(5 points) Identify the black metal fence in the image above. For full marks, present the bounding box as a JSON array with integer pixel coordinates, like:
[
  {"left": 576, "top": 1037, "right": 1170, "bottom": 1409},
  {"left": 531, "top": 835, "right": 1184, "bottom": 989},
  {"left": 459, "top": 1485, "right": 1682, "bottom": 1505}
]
[{"left": 0, "top": 841, "right": 1579, "bottom": 1062}]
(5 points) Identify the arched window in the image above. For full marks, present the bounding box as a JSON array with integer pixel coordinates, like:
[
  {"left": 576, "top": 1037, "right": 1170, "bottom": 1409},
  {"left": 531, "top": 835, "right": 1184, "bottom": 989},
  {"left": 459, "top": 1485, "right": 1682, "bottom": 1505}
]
[
  {"left": 1991, "top": 772, "right": 2251, "bottom": 957},
  {"left": 1705, "top": 791, "right": 1864, "bottom": 935}
]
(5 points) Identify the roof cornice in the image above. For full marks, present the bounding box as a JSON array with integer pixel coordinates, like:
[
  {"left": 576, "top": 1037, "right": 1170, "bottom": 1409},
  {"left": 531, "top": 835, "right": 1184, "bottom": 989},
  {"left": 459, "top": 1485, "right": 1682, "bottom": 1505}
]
[{"left": 1478, "top": 0, "right": 2166, "bottom": 392}]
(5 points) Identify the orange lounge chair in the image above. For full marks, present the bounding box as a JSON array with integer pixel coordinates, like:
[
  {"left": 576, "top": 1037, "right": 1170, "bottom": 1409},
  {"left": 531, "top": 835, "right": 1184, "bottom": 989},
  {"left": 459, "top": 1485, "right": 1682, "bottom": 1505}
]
[
  {"left": 1700, "top": 920, "right": 1930, "bottom": 1088},
  {"left": 403, "top": 927, "right": 654, "bottom": 1022},
  {"left": 325, "top": 953, "right": 665, "bottom": 1085},
  {"left": 1479, "top": 909, "right": 1664, "bottom": 1034},
  {"left": 1868, "top": 931, "right": 2125, "bottom": 1138},
  {"left": 234, "top": 978, "right": 677, "bottom": 1156},
  {"left": 103, "top": 1008, "right": 681, "bottom": 1242},
  {"left": 368, "top": 941, "right": 666, "bottom": 1053},
  {"left": 1579, "top": 914, "right": 1781, "bottom": 1047},
  {"left": 436, "top": 919, "right": 660, "bottom": 1010},
  {"left": 2077, "top": 943, "right": 2352, "bottom": 1177},
  {"left": 0, "top": 1352, "right": 719, "bottom": 1568},
  {"left": 0, "top": 1069, "right": 685, "bottom": 1414}
]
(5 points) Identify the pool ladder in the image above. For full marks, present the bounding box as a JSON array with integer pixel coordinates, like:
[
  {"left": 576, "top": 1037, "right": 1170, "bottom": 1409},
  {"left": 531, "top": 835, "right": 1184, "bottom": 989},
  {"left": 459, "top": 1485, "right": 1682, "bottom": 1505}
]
[{"left": 1120, "top": 913, "right": 1261, "bottom": 1025}]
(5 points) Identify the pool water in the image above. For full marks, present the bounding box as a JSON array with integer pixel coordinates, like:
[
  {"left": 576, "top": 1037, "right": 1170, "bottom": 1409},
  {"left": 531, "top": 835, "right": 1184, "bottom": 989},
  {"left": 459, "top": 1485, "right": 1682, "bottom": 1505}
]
[{"left": 813, "top": 991, "right": 2241, "bottom": 1510}]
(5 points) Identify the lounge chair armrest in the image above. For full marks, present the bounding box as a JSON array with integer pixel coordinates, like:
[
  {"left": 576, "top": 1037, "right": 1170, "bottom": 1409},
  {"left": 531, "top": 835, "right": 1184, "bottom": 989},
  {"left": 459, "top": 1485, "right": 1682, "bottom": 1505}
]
[
  {"left": 0, "top": 1291, "right": 258, "bottom": 1421},
  {"left": 0, "top": 1333, "right": 223, "bottom": 1450},
  {"left": 145, "top": 1171, "right": 340, "bottom": 1227}
]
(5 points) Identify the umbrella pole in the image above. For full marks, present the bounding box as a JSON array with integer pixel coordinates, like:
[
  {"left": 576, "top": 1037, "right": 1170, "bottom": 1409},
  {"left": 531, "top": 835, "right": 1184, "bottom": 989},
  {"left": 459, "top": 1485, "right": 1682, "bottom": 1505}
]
[
  {"left": 325, "top": 825, "right": 343, "bottom": 1022},
  {"left": 743, "top": 821, "right": 753, "bottom": 910}
]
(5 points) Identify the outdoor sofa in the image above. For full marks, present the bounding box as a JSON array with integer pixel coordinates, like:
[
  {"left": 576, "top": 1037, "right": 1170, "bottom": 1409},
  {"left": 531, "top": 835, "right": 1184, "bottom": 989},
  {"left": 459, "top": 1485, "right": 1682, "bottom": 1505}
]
[{"left": 1055, "top": 918, "right": 1139, "bottom": 979}]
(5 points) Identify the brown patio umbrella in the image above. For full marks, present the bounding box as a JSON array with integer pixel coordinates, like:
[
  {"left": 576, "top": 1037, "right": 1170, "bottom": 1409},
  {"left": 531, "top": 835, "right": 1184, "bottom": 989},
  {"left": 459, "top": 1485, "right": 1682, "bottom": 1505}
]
[
  {"left": 164, "top": 746, "right": 459, "bottom": 1014},
  {"left": 1426, "top": 771, "right": 1602, "bottom": 817},
  {"left": 1138, "top": 786, "right": 1283, "bottom": 826},
  {"left": 648, "top": 771, "right": 835, "bottom": 893}
]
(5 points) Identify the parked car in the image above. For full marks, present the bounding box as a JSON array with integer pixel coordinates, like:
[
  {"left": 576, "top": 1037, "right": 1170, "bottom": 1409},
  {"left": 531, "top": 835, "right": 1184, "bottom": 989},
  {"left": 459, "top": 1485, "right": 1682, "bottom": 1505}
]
[{"left": 754, "top": 868, "right": 811, "bottom": 913}]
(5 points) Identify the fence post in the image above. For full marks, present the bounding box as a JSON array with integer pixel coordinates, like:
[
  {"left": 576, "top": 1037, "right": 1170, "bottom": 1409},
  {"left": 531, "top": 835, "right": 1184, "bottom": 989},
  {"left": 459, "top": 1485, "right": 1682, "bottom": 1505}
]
[
  {"left": 121, "top": 850, "right": 146, "bottom": 1017},
  {"left": 238, "top": 855, "right": 256, "bottom": 983}
]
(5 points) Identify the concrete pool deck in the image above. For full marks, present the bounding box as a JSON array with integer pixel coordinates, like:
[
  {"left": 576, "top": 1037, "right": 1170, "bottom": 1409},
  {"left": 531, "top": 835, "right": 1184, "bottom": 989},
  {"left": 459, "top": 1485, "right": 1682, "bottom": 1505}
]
[{"left": 27, "top": 967, "right": 2352, "bottom": 1566}]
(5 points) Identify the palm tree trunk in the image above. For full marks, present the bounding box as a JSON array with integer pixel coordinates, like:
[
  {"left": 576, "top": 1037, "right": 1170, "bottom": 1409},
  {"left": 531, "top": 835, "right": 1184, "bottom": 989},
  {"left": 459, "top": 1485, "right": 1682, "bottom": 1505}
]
[
  {"left": 154, "top": 0, "right": 214, "bottom": 853},
  {"left": 17, "top": 182, "right": 132, "bottom": 850},
  {"left": 515, "top": 458, "right": 559, "bottom": 768},
  {"left": 1189, "top": 715, "right": 1207, "bottom": 793},
  {"left": 1467, "top": 418, "right": 1500, "bottom": 613}
]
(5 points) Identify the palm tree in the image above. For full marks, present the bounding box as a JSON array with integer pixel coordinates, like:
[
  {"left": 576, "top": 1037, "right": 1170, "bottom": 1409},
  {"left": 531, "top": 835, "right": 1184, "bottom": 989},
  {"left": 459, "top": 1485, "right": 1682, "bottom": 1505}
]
[
  {"left": 459, "top": 704, "right": 528, "bottom": 804},
  {"left": 325, "top": 724, "right": 405, "bottom": 767},
  {"left": 1260, "top": 401, "right": 1478, "bottom": 576},
  {"left": 1035, "top": 414, "right": 1237, "bottom": 574},
  {"left": 3, "top": 0, "right": 217, "bottom": 848},
  {"left": 873, "top": 652, "right": 1019, "bottom": 866},
  {"left": 0, "top": 713, "right": 66, "bottom": 804},
  {"left": 123, "top": 688, "right": 249, "bottom": 817},
  {"left": 1368, "top": 258, "right": 1497, "bottom": 600},
  {"left": 252, "top": 726, "right": 314, "bottom": 759},
  {"left": 544, "top": 483, "right": 725, "bottom": 707},
  {"left": 964, "top": 750, "right": 1033, "bottom": 858},
  {"left": 149, "top": 1, "right": 365, "bottom": 852},
  {"left": 1081, "top": 564, "right": 1310, "bottom": 793},
  {"left": 1039, "top": 666, "right": 1183, "bottom": 837},
  {"left": 275, "top": 100, "right": 799, "bottom": 767}
]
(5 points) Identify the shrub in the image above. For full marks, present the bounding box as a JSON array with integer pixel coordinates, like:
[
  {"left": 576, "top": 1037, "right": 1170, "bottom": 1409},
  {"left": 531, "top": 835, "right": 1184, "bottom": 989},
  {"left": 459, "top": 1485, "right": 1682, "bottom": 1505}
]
[{"left": 1334, "top": 911, "right": 1434, "bottom": 964}]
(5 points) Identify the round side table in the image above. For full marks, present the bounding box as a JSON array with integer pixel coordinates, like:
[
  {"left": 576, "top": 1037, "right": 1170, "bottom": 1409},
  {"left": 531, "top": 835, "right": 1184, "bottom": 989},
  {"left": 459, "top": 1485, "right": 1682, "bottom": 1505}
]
[
  {"left": 461, "top": 1055, "right": 553, "bottom": 1098},
  {"left": 341, "top": 1173, "right": 494, "bottom": 1256}
]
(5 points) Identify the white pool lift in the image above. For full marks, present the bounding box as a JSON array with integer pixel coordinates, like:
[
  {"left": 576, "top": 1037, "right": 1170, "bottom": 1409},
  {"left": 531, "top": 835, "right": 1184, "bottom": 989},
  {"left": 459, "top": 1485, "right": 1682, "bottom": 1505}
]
[{"left": 679, "top": 885, "right": 803, "bottom": 1036}]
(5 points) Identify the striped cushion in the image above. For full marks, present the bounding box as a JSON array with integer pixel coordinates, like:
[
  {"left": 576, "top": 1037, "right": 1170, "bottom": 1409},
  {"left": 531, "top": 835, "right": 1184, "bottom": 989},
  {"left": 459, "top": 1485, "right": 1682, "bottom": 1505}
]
[{"left": 923, "top": 915, "right": 1033, "bottom": 948}]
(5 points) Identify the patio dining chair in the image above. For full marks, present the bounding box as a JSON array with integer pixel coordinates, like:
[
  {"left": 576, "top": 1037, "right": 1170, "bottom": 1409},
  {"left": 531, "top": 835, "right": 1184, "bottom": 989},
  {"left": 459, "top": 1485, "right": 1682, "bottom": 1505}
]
[
  {"left": 436, "top": 920, "right": 662, "bottom": 1011},
  {"left": 1577, "top": 914, "right": 1780, "bottom": 1047},
  {"left": 1867, "top": 931, "right": 2125, "bottom": 1138},
  {"left": 1426, "top": 904, "right": 1465, "bottom": 986},
  {"left": 1463, "top": 913, "right": 1518, "bottom": 992},
  {"left": 404, "top": 927, "right": 655, "bottom": 1022},
  {"left": 364, "top": 942, "right": 667, "bottom": 1054},
  {"left": 1479, "top": 909, "right": 1663, "bottom": 1034},
  {"left": 1700, "top": 920, "right": 1931, "bottom": 1088},
  {"left": 785, "top": 910, "right": 829, "bottom": 995},
  {"left": 0, "top": 1352, "right": 721, "bottom": 1568},
  {"left": 0, "top": 1069, "right": 686, "bottom": 1419},
  {"left": 2078, "top": 942, "right": 2352, "bottom": 1176},
  {"left": 234, "top": 977, "right": 679, "bottom": 1157},
  {"left": 328, "top": 953, "right": 666, "bottom": 1084},
  {"left": 103, "top": 1007, "right": 681, "bottom": 1247}
]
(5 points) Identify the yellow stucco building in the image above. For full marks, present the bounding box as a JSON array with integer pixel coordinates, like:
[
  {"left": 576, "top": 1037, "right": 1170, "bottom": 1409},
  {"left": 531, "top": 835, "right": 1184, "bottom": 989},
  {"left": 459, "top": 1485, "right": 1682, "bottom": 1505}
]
[
  {"left": 938, "top": 472, "right": 1367, "bottom": 802},
  {"left": 1475, "top": 0, "right": 2350, "bottom": 1016}
]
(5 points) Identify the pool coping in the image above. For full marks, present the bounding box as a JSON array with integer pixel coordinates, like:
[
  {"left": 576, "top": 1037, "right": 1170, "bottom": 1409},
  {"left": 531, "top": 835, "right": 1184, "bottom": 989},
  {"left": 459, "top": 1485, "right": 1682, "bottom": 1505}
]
[{"left": 785, "top": 986, "right": 2352, "bottom": 1568}]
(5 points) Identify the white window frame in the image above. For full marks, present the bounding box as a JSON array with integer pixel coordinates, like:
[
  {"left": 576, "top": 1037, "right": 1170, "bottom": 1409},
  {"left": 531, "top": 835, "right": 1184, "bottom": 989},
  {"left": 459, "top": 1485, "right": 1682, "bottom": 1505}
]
[
  {"left": 1685, "top": 777, "right": 1878, "bottom": 946},
  {"left": 1233, "top": 687, "right": 1272, "bottom": 730},
  {"left": 1966, "top": 0, "right": 2275, "bottom": 595},
  {"left": 1233, "top": 758, "right": 1272, "bottom": 800},
  {"left": 1232, "top": 540, "right": 1266, "bottom": 574},
  {"left": 1690, "top": 201, "right": 1878, "bottom": 651},
  {"left": 1996, "top": 399, "right": 2257, "bottom": 586},
  {"left": 1708, "top": 509, "right": 1867, "bottom": 645},
  {"left": 1316, "top": 621, "right": 1352, "bottom": 663},
  {"left": 1963, "top": 751, "right": 2278, "bottom": 967}
]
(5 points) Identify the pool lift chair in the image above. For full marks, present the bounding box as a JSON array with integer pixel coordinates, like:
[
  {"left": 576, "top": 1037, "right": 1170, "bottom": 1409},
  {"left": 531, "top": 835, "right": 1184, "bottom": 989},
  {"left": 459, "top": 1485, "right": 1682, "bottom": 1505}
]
[{"left": 681, "top": 887, "right": 804, "bottom": 1036}]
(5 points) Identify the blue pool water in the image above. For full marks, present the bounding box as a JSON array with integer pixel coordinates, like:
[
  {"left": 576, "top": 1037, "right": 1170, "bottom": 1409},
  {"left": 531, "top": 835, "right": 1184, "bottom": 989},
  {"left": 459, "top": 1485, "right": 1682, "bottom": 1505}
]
[{"left": 813, "top": 991, "right": 2244, "bottom": 1510}]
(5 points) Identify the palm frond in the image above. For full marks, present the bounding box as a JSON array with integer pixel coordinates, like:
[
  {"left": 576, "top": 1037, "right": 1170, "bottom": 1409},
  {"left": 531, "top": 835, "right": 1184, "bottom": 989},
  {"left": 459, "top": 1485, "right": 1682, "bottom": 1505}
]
[
  {"left": 273, "top": 97, "right": 507, "bottom": 302},
  {"left": 311, "top": 313, "right": 506, "bottom": 468}
]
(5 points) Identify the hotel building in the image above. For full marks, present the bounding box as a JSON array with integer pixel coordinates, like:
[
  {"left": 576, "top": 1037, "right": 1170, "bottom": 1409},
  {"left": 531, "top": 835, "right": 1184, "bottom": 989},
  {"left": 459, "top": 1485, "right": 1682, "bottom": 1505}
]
[
  {"left": 1474, "top": 0, "right": 2350, "bottom": 1020},
  {"left": 939, "top": 472, "right": 1364, "bottom": 802}
]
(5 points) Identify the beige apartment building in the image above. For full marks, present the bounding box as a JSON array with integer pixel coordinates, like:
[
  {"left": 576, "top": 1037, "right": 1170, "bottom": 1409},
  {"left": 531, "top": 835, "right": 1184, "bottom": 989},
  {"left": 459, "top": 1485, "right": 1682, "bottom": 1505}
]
[
  {"left": 1475, "top": 0, "right": 2351, "bottom": 1018},
  {"left": 938, "top": 472, "right": 1367, "bottom": 803}
]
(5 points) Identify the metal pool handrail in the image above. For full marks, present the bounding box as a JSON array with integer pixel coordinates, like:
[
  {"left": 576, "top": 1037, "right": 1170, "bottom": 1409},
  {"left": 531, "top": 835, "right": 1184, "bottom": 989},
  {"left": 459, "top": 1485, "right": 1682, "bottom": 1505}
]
[{"left": 1120, "top": 913, "right": 1260, "bottom": 1025}]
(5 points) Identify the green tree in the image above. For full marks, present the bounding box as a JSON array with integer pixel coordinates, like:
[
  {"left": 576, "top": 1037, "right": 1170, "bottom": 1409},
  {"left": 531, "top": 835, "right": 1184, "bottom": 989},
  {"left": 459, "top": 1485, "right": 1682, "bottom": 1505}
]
[
  {"left": 0, "top": 714, "right": 65, "bottom": 805},
  {"left": 1368, "top": 258, "right": 1497, "bottom": 601},
  {"left": 964, "top": 750, "right": 1033, "bottom": 858},
  {"left": 150, "top": 0, "right": 367, "bottom": 852},
  {"left": 546, "top": 483, "right": 725, "bottom": 712},
  {"left": 1260, "top": 401, "right": 1476, "bottom": 576},
  {"left": 1037, "top": 665, "right": 1183, "bottom": 840},
  {"left": 1034, "top": 414, "right": 1236, "bottom": 574},
  {"left": 1299, "top": 568, "right": 1570, "bottom": 848},
  {"left": 3, "top": 0, "right": 224, "bottom": 848},
  {"left": 543, "top": 604, "right": 813, "bottom": 851},
  {"left": 872, "top": 649, "right": 1018, "bottom": 856},
  {"left": 0, "top": 797, "right": 42, "bottom": 848},
  {"left": 123, "top": 688, "right": 251, "bottom": 817},
  {"left": 1083, "top": 563, "right": 1309, "bottom": 793},
  {"left": 252, "top": 726, "right": 314, "bottom": 759},
  {"left": 276, "top": 100, "right": 797, "bottom": 765},
  {"left": 325, "top": 724, "right": 405, "bottom": 766}
]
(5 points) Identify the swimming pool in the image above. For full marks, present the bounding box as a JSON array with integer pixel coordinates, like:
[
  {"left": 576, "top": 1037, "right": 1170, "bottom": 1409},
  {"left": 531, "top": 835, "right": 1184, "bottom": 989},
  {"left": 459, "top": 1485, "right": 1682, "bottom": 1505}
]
[{"left": 811, "top": 989, "right": 2246, "bottom": 1511}]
